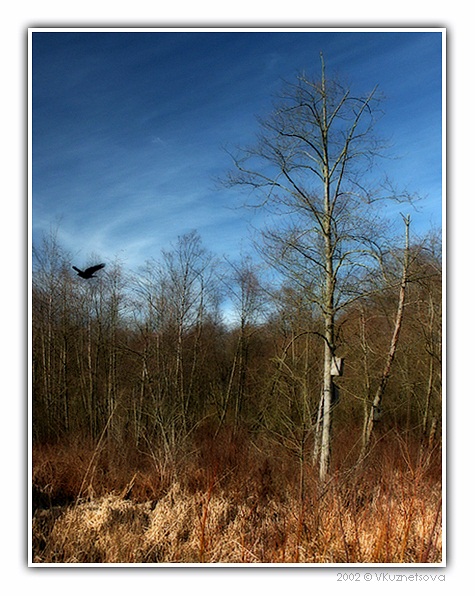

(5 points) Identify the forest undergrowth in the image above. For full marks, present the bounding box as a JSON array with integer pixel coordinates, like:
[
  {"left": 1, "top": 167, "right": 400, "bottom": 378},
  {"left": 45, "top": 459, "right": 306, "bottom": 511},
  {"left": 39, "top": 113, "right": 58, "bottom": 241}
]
[{"left": 31, "top": 425, "right": 442, "bottom": 564}]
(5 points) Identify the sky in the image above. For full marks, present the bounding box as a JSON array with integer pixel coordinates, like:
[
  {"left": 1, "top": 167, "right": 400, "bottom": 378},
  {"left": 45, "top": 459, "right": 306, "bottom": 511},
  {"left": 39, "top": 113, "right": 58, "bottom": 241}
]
[{"left": 31, "top": 29, "right": 444, "bottom": 273}]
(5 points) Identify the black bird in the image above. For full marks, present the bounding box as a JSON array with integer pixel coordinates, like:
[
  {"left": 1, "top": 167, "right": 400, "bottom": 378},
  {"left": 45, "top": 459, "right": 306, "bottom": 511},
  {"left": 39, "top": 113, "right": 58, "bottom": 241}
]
[{"left": 72, "top": 263, "right": 106, "bottom": 279}]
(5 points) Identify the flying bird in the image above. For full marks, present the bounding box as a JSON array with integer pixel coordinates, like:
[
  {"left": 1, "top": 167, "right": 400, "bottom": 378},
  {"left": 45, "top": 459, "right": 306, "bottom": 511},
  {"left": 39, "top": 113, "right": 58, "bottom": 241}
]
[{"left": 72, "top": 263, "right": 106, "bottom": 279}]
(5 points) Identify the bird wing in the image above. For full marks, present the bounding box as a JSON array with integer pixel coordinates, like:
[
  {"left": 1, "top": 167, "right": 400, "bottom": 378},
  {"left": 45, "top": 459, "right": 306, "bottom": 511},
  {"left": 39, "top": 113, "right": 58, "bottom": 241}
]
[
  {"left": 72, "top": 266, "right": 82, "bottom": 273},
  {"left": 84, "top": 263, "right": 106, "bottom": 275}
]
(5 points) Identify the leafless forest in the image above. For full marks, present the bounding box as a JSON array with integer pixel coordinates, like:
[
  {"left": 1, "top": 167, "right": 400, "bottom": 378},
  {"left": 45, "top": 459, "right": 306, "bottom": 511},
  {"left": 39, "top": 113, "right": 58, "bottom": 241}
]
[{"left": 31, "top": 61, "right": 443, "bottom": 564}]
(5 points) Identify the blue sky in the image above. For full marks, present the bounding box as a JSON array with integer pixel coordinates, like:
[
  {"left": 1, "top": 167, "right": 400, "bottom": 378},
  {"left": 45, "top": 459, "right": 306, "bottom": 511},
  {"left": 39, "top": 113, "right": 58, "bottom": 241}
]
[{"left": 31, "top": 29, "right": 443, "bottom": 272}]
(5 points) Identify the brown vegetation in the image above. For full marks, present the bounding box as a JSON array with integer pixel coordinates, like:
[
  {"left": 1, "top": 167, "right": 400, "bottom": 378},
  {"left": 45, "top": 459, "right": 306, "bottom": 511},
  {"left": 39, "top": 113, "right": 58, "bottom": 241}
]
[{"left": 32, "top": 427, "right": 442, "bottom": 564}]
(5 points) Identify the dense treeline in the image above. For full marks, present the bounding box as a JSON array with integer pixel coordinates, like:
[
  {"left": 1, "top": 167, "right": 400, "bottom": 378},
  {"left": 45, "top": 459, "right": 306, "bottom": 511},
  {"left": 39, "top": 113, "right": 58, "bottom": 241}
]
[{"left": 32, "top": 226, "right": 442, "bottom": 470}]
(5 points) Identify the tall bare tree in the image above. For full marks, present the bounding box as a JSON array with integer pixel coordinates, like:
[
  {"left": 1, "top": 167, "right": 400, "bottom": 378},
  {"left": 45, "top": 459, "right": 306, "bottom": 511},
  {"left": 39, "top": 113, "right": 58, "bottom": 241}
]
[{"left": 225, "top": 54, "right": 409, "bottom": 479}]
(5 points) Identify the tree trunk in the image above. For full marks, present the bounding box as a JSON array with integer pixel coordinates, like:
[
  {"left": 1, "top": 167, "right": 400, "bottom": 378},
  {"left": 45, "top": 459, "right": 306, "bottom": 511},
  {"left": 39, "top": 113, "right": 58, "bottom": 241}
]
[
  {"left": 360, "top": 215, "right": 411, "bottom": 459},
  {"left": 319, "top": 340, "right": 334, "bottom": 479},
  {"left": 318, "top": 112, "right": 336, "bottom": 481}
]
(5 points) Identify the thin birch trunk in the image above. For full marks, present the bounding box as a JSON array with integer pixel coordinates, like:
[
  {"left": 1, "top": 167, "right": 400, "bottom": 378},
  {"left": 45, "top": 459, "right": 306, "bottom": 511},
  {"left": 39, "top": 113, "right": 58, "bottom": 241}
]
[{"left": 360, "top": 215, "right": 411, "bottom": 460}]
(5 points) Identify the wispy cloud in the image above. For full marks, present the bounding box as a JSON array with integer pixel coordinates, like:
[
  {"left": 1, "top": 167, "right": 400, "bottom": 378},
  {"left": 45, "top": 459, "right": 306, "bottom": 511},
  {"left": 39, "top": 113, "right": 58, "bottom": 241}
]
[{"left": 32, "top": 30, "right": 443, "bottom": 274}]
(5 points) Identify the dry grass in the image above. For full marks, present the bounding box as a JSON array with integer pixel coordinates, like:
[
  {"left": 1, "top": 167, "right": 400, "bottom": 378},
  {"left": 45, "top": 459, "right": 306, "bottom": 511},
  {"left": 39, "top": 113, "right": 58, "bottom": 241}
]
[{"left": 31, "top": 429, "right": 443, "bottom": 564}]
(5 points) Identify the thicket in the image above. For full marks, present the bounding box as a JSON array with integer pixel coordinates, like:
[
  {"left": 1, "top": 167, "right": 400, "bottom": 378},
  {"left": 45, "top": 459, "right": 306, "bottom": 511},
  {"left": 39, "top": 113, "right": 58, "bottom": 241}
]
[
  {"left": 32, "top": 225, "right": 442, "bottom": 449},
  {"left": 32, "top": 430, "right": 442, "bottom": 563}
]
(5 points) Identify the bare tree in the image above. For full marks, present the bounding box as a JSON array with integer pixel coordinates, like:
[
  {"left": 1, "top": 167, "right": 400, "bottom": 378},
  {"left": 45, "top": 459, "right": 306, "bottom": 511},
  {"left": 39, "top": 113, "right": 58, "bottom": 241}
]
[
  {"left": 218, "top": 255, "right": 266, "bottom": 431},
  {"left": 134, "top": 231, "right": 221, "bottom": 454},
  {"left": 32, "top": 230, "right": 74, "bottom": 440},
  {"left": 224, "top": 54, "right": 409, "bottom": 480},
  {"left": 160, "top": 231, "right": 220, "bottom": 430},
  {"left": 417, "top": 235, "right": 443, "bottom": 447},
  {"left": 359, "top": 215, "right": 411, "bottom": 459}
]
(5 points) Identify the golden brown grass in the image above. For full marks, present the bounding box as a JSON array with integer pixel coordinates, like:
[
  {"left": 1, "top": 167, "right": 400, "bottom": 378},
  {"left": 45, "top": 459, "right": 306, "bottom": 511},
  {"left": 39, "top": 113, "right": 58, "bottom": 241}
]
[{"left": 31, "top": 428, "right": 443, "bottom": 564}]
